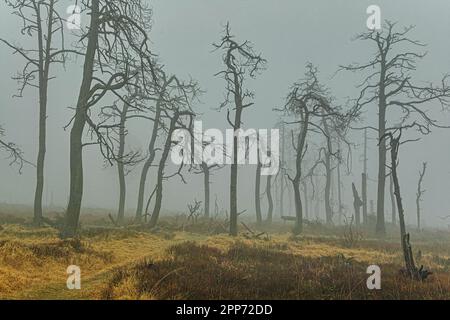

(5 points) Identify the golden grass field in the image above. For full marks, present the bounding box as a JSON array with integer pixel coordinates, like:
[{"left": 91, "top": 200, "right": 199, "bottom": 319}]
[{"left": 1, "top": 209, "right": 450, "bottom": 300}]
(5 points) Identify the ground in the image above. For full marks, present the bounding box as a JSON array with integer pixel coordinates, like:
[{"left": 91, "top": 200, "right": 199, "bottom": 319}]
[{"left": 0, "top": 207, "right": 450, "bottom": 300}]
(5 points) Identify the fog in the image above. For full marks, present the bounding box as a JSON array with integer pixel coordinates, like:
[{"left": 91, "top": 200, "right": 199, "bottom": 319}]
[{"left": 1, "top": 0, "right": 450, "bottom": 228}]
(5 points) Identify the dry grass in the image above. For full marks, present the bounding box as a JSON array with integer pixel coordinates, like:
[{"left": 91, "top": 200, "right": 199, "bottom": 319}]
[
  {"left": 1, "top": 214, "right": 450, "bottom": 300},
  {"left": 99, "top": 240, "right": 450, "bottom": 300}
]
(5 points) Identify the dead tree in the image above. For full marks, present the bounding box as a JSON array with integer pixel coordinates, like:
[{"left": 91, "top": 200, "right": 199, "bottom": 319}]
[
  {"left": 362, "top": 129, "right": 368, "bottom": 224},
  {"left": 191, "top": 161, "right": 222, "bottom": 219},
  {"left": 147, "top": 109, "right": 195, "bottom": 228},
  {"left": 341, "top": 21, "right": 450, "bottom": 236},
  {"left": 352, "top": 183, "right": 363, "bottom": 225},
  {"left": 386, "top": 131, "right": 431, "bottom": 280},
  {"left": 282, "top": 64, "right": 345, "bottom": 234},
  {"left": 416, "top": 162, "right": 427, "bottom": 231},
  {"left": 1, "top": 0, "right": 74, "bottom": 225},
  {"left": 135, "top": 70, "right": 181, "bottom": 222},
  {"left": 337, "top": 151, "right": 344, "bottom": 225},
  {"left": 213, "top": 23, "right": 266, "bottom": 236},
  {"left": 389, "top": 172, "right": 396, "bottom": 225},
  {"left": 145, "top": 75, "right": 199, "bottom": 228},
  {"left": 99, "top": 88, "right": 144, "bottom": 224},
  {"left": 63, "top": 0, "right": 156, "bottom": 237}
]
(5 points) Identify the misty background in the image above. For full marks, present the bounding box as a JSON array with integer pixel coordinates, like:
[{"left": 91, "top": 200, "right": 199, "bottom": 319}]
[{"left": 1, "top": 0, "right": 450, "bottom": 228}]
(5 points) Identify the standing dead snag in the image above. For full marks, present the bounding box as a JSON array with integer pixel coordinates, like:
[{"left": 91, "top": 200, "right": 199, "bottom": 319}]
[
  {"left": 362, "top": 129, "right": 368, "bottom": 224},
  {"left": 387, "top": 131, "right": 431, "bottom": 280},
  {"left": 389, "top": 173, "right": 397, "bottom": 225},
  {"left": 416, "top": 162, "right": 427, "bottom": 231},
  {"left": 2, "top": 0, "right": 73, "bottom": 225},
  {"left": 341, "top": 21, "right": 450, "bottom": 236},
  {"left": 191, "top": 161, "right": 222, "bottom": 219},
  {"left": 146, "top": 74, "right": 200, "bottom": 228},
  {"left": 213, "top": 23, "right": 267, "bottom": 236},
  {"left": 265, "top": 174, "right": 273, "bottom": 224},
  {"left": 147, "top": 110, "right": 192, "bottom": 228},
  {"left": 135, "top": 70, "right": 177, "bottom": 222},
  {"left": 99, "top": 90, "right": 144, "bottom": 224},
  {"left": 352, "top": 183, "right": 363, "bottom": 225}
]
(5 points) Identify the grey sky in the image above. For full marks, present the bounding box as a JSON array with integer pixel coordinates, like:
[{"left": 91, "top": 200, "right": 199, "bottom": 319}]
[{"left": 1, "top": 0, "right": 450, "bottom": 227}]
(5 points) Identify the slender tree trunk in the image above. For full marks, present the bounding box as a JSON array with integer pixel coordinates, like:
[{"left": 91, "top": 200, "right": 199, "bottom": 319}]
[
  {"left": 416, "top": 162, "right": 427, "bottom": 231},
  {"left": 63, "top": 0, "right": 99, "bottom": 237},
  {"left": 389, "top": 136, "right": 421, "bottom": 279},
  {"left": 362, "top": 129, "right": 368, "bottom": 224},
  {"left": 202, "top": 162, "right": 210, "bottom": 218},
  {"left": 33, "top": 0, "right": 55, "bottom": 226},
  {"left": 135, "top": 98, "right": 162, "bottom": 222},
  {"left": 116, "top": 102, "right": 129, "bottom": 224},
  {"left": 291, "top": 113, "right": 309, "bottom": 234},
  {"left": 302, "top": 181, "right": 309, "bottom": 220},
  {"left": 292, "top": 179, "right": 303, "bottom": 234},
  {"left": 322, "top": 117, "right": 333, "bottom": 224},
  {"left": 280, "top": 123, "right": 285, "bottom": 217},
  {"left": 376, "top": 64, "right": 387, "bottom": 236},
  {"left": 324, "top": 151, "right": 333, "bottom": 224},
  {"left": 337, "top": 160, "right": 343, "bottom": 225},
  {"left": 149, "top": 113, "right": 180, "bottom": 228},
  {"left": 255, "top": 161, "right": 262, "bottom": 224},
  {"left": 390, "top": 173, "right": 396, "bottom": 225},
  {"left": 352, "top": 183, "right": 362, "bottom": 225},
  {"left": 229, "top": 107, "right": 242, "bottom": 236},
  {"left": 266, "top": 175, "right": 273, "bottom": 223}
]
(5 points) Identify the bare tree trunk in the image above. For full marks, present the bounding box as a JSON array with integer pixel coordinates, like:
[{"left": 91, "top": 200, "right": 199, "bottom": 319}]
[
  {"left": 34, "top": 0, "right": 55, "bottom": 226},
  {"left": 229, "top": 106, "right": 242, "bottom": 236},
  {"left": 280, "top": 123, "right": 286, "bottom": 217},
  {"left": 390, "top": 173, "right": 396, "bottom": 225},
  {"left": 149, "top": 112, "right": 180, "bottom": 228},
  {"left": 362, "top": 129, "right": 368, "bottom": 224},
  {"left": 266, "top": 175, "right": 273, "bottom": 223},
  {"left": 202, "top": 162, "right": 210, "bottom": 218},
  {"left": 135, "top": 96, "right": 162, "bottom": 222},
  {"left": 116, "top": 102, "right": 129, "bottom": 224},
  {"left": 416, "top": 162, "right": 427, "bottom": 231},
  {"left": 376, "top": 65, "right": 387, "bottom": 236},
  {"left": 63, "top": 0, "right": 99, "bottom": 237},
  {"left": 292, "top": 179, "right": 303, "bottom": 234},
  {"left": 337, "top": 159, "right": 343, "bottom": 225},
  {"left": 324, "top": 151, "right": 333, "bottom": 224},
  {"left": 255, "top": 161, "right": 262, "bottom": 224},
  {"left": 291, "top": 112, "right": 309, "bottom": 234},
  {"left": 302, "top": 181, "right": 309, "bottom": 220},
  {"left": 352, "top": 183, "right": 363, "bottom": 225},
  {"left": 322, "top": 117, "right": 333, "bottom": 224},
  {"left": 389, "top": 134, "right": 430, "bottom": 280}
]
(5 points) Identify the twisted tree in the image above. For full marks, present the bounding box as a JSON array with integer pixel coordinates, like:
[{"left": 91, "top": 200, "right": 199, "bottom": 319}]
[
  {"left": 63, "top": 0, "right": 156, "bottom": 237},
  {"left": 282, "top": 64, "right": 347, "bottom": 234},
  {"left": 213, "top": 22, "right": 266, "bottom": 236}
]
